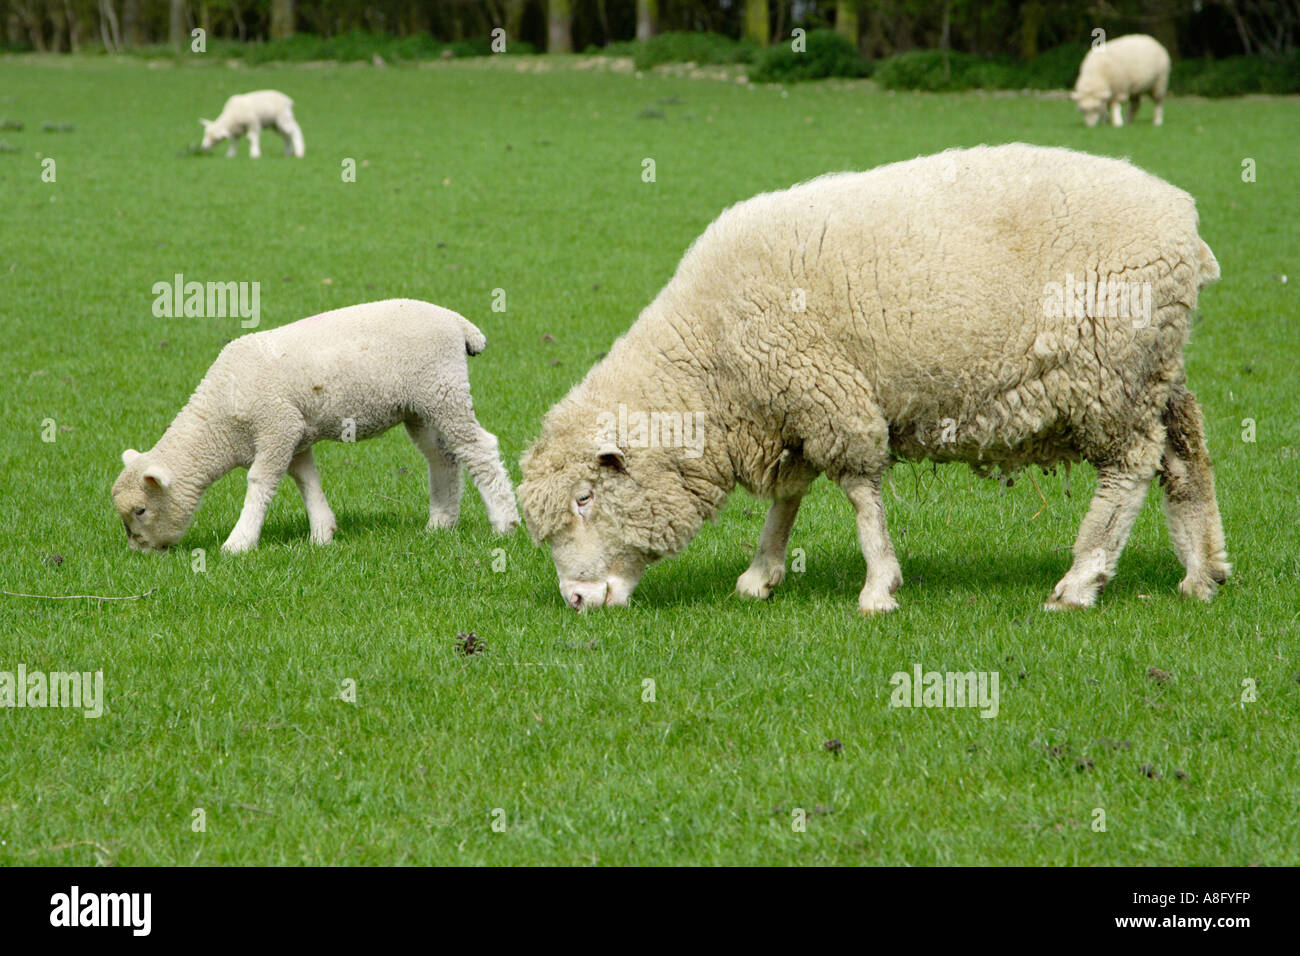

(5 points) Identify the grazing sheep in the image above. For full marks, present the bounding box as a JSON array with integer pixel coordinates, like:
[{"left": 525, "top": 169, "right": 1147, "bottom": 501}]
[
  {"left": 1071, "top": 34, "right": 1171, "bottom": 127},
  {"left": 113, "top": 299, "right": 519, "bottom": 554},
  {"left": 200, "top": 90, "right": 304, "bottom": 158},
  {"left": 518, "top": 144, "right": 1228, "bottom": 614}
]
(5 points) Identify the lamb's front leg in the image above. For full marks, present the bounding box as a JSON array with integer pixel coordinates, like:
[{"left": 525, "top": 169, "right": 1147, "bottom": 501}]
[
  {"left": 736, "top": 494, "right": 803, "bottom": 600},
  {"left": 288, "top": 447, "right": 337, "bottom": 545},
  {"left": 225, "top": 138, "right": 238, "bottom": 158},
  {"left": 247, "top": 125, "right": 262, "bottom": 159},
  {"left": 837, "top": 474, "right": 903, "bottom": 614},
  {"left": 222, "top": 441, "right": 296, "bottom": 553}
]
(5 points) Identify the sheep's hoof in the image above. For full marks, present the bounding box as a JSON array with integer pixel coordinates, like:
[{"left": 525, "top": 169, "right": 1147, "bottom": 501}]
[
  {"left": 310, "top": 528, "right": 336, "bottom": 546},
  {"left": 1177, "top": 575, "right": 1218, "bottom": 602},
  {"left": 221, "top": 538, "right": 255, "bottom": 555},
  {"left": 858, "top": 590, "right": 899, "bottom": 615},
  {"left": 736, "top": 565, "right": 783, "bottom": 600},
  {"left": 426, "top": 513, "right": 458, "bottom": 532},
  {"left": 491, "top": 517, "right": 520, "bottom": 536}
]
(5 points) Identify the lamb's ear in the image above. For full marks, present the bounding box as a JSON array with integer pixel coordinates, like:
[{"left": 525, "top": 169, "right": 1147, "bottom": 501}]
[
  {"left": 199, "top": 118, "right": 213, "bottom": 129},
  {"left": 1068, "top": 90, "right": 1080, "bottom": 101},
  {"left": 142, "top": 463, "right": 173, "bottom": 490},
  {"left": 596, "top": 444, "right": 627, "bottom": 474},
  {"left": 122, "top": 448, "right": 142, "bottom": 466}
]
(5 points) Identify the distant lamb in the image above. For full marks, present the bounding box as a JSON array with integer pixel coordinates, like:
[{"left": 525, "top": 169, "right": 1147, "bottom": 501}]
[
  {"left": 519, "top": 144, "right": 1228, "bottom": 614},
  {"left": 200, "top": 90, "right": 304, "bottom": 158},
  {"left": 113, "top": 299, "right": 519, "bottom": 554},
  {"left": 1072, "top": 34, "right": 1170, "bottom": 127}
]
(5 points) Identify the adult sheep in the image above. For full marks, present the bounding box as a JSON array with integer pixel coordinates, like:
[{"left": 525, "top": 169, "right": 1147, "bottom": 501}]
[
  {"left": 518, "top": 144, "right": 1229, "bottom": 614},
  {"left": 1071, "top": 34, "right": 1171, "bottom": 127}
]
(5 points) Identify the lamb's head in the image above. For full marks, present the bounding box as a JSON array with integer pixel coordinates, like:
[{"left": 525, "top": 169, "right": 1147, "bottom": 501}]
[
  {"left": 111, "top": 449, "right": 191, "bottom": 552},
  {"left": 199, "top": 118, "right": 229, "bottom": 151},
  {"left": 519, "top": 411, "right": 707, "bottom": 611},
  {"left": 1070, "top": 85, "right": 1107, "bottom": 127}
]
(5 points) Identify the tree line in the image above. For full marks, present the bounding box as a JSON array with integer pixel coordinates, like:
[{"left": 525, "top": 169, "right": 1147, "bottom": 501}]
[{"left": 3, "top": 1, "right": 1295, "bottom": 60}]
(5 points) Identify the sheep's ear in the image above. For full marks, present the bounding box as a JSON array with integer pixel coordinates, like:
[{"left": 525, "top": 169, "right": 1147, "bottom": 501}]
[
  {"left": 122, "top": 448, "right": 142, "bottom": 466},
  {"left": 199, "top": 118, "right": 212, "bottom": 129},
  {"left": 143, "top": 463, "right": 173, "bottom": 490},
  {"left": 1068, "top": 90, "right": 1080, "bottom": 101},
  {"left": 596, "top": 444, "right": 626, "bottom": 473}
]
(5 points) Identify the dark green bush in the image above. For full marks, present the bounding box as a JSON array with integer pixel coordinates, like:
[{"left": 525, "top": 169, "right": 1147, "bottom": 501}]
[
  {"left": 1172, "top": 54, "right": 1300, "bottom": 96},
  {"left": 631, "top": 31, "right": 757, "bottom": 71},
  {"left": 1017, "top": 42, "right": 1090, "bottom": 89},
  {"left": 873, "top": 49, "right": 994, "bottom": 91},
  {"left": 748, "top": 28, "right": 871, "bottom": 83}
]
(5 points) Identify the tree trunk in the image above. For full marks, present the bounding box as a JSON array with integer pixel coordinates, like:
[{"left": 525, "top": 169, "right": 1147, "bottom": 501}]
[
  {"left": 1017, "top": 0, "right": 1042, "bottom": 60},
  {"left": 636, "top": 0, "right": 656, "bottom": 41},
  {"left": 548, "top": 0, "right": 572, "bottom": 53},
  {"left": 835, "top": 0, "right": 859, "bottom": 50},
  {"left": 168, "top": 0, "right": 184, "bottom": 50},
  {"left": 122, "top": 0, "right": 140, "bottom": 45},
  {"left": 270, "top": 0, "right": 293, "bottom": 39},
  {"left": 744, "top": 0, "right": 769, "bottom": 46},
  {"left": 505, "top": 0, "right": 525, "bottom": 41}
]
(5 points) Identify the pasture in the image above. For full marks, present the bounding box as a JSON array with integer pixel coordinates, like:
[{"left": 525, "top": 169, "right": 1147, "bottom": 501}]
[{"left": 0, "top": 53, "right": 1296, "bottom": 865}]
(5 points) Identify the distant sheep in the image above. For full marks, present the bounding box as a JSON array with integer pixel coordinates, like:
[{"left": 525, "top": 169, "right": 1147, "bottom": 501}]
[
  {"left": 200, "top": 90, "right": 304, "bottom": 158},
  {"left": 1072, "top": 34, "right": 1171, "bottom": 127},
  {"left": 519, "top": 144, "right": 1228, "bottom": 614},
  {"left": 113, "top": 299, "right": 519, "bottom": 554}
]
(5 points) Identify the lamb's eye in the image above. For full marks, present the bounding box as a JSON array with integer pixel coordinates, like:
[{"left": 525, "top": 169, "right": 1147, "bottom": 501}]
[
  {"left": 576, "top": 492, "right": 593, "bottom": 507},
  {"left": 133, "top": 507, "right": 146, "bottom": 518}
]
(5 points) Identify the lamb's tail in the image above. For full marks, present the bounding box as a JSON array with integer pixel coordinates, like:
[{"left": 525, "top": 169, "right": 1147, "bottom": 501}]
[
  {"left": 1198, "top": 238, "right": 1221, "bottom": 286},
  {"left": 460, "top": 316, "right": 487, "bottom": 356}
]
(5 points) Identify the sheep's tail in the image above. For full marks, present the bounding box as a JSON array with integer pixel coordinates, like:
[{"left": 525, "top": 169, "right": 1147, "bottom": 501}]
[
  {"left": 460, "top": 316, "right": 487, "bottom": 356},
  {"left": 1197, "top": 238, "right": 1221, "bottom": 286}
]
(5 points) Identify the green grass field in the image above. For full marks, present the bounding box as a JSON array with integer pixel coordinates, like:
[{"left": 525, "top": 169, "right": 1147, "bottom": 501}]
[{"left": 1, "top": 53, "right": 1296, "bottom": 866}]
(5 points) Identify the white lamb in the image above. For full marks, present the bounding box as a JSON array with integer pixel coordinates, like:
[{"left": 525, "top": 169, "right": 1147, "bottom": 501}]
[
  {"left": 112, "top": 299, "right": 520, "bottom": 554},
  {"left": 1071, "top": 34, "right": 1171, "bottom": 127},
  {"left": 200, "top": 89, "right": 305, "bottom": 158}
]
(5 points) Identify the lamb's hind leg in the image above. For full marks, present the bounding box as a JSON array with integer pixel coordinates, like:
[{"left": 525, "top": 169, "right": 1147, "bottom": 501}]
[
  {"left": 1160, "top": 386, "right": 1230, "bottom": 600},
  {"left": 278, "top": 114, "right": 304, "bottom": 157},
  {"left": 288, "top": 447, "right": 337, "bottom": 545},
  {"left": 736, "top": 494, "right": 804, "bottom": 600},
  {"left": 425, "top": 400, "right": 519, "bottom": 536},
  {"left": 836, "top": 473, "right": 903, "bottom": 614},
  {"left": 1046, "top": 443, "right": 1160, "bottom": 609},
  {"left": 405, "top": 420, "right": 462, "bottom": 530}
]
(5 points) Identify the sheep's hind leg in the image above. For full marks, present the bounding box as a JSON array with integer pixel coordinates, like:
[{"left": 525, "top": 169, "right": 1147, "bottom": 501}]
[
  {"left": 736, "top": 494, "right": 804, "bottom": 600},
  {"left": 223, "top": 440, "right": 297, "bottom": 553},
  {"left": 836, "top": 473, "right": 903, "bottom": 615},
  {"left": 1126, "top": 94, "right": 1141, "bottom": 124},
  {"left": 405, "top": 420, "right": 462, "bottom": 531},
  {"left": 289, "top": 447, "right": 336, "bottom": 545},
  {"left": 1159, "top": 386, "right": 1230, "bottom": 601},
  {"left": 1046, "top": 463, "right": 1155, "bottom": 610}
]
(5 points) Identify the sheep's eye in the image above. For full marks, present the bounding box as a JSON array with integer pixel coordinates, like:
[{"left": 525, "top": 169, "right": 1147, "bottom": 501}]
[
  {"left": 133, "top": 507, "right": 146, "bottom": 518},
  {"left": 576, "top": 492, "right": 593, "bottom": 507}
]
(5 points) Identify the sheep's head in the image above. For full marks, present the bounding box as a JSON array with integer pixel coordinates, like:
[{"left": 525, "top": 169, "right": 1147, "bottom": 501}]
[
  {"left": 111, "top": 449, "right": 192, "bottom": 552},
  {"left": 1070, "top": 87, "right": 1106, "bottom": 127},
  {"left": 519, "top": 412, "right": 706, "bottom": 611},
  {"left": 199, "top": 118, "right": 229, "bottom": 151}
]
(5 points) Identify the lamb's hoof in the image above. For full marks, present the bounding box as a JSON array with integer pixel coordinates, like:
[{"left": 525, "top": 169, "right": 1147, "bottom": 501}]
[
  {"left": 491, "top": 517, "right": 520, "bottom": 536},
  {"left": 310, "top": 527, "right": 336, "bottom": 546},
  {"left": 736, "top": 565, "right": 784, "bottom": 601},
  {"left": 221, "top": 537, "right": 255, "bottom": 555},
  {"left": 426, "top": 513, "right": 458, "bottom": 532},
  {"left": 858, "top": 590, "right": 899, "bottom": 615}
]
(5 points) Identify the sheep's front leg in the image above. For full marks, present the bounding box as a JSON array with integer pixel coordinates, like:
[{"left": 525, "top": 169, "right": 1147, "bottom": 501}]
[
  {"left": 404, "top": 420, "right": 462, "bottom": 531},
  {"left": 247, "top": 125, "right": 262, "bottom": 159},
  {"left": 225, "top": 138, "right": 238, "bottom": 158},
  {"left": 223, "top": 442, "right": 296, "bottom": 553},
  {"left": 736, "top": 494, "right": 803, "bottom": 600},
  {"left": 1153, "top": 99, "right": 1165, "bottom": 126},
  {"left": 1046, "top": 464, "right": 1154, "bottom": 609},
  {"left": 1126, "top": 94, "right": 1141, "bottom": 124},
  {"left": 288, "top": 447, "right": 337, "bottom": 545},
  {"left": 836, "top": 474, "right": 903, "bottom": 614},
  {"left": 1110, "top": 99, "right": 1124, "bottom": 127}
]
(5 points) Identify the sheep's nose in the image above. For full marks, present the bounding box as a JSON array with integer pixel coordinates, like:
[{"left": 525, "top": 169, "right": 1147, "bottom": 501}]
[
  {"left": 568, "top": 592, "right": 584, "bottom": 611},
  {"left": 562, "top": 581, "right": 608, "bottom": 612}
]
